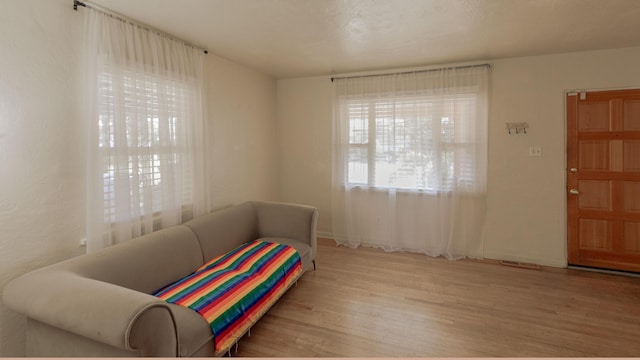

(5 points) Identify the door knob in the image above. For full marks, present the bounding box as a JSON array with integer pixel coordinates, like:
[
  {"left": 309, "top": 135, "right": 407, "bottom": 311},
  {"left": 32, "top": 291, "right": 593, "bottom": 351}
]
[
  {"left": 570, "top": 168, "right": 578, "bottom": 173},
  {"left": 569, "top": 189, "right": 580, "bottom": 195}
]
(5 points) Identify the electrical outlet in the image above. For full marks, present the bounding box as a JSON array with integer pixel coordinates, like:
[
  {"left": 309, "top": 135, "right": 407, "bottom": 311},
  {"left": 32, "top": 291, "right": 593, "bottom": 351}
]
[{"left": 529, "top": 146, "right": 542, "bottom": 157}]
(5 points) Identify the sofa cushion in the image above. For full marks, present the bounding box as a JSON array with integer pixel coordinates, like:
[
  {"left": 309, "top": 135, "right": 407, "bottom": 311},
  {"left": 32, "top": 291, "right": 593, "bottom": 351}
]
[
  {"left": 260, "top": 237, "right": 312, "bottom": 271},
  {"left": 70, "top": 225, "right": 204, "bottom": 294},
  {"left": 184, "top": 202, "right": 259, "bottom": 262},
  {"left": 156, "top": 240, "right": 303, "bottom": 354}
]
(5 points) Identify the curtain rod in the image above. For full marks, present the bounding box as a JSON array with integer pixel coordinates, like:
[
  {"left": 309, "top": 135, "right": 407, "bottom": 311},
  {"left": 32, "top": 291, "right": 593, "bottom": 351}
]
[
  {"left": 330, "top": 63, "right": 490, "bottom": 82},
  {"left": 72, "top": 0, "right": 208, "bottom": 55}
]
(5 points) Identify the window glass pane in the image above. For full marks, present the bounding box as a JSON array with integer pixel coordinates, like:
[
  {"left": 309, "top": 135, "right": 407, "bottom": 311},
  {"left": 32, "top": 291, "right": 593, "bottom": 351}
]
[
  {"left": 349, "top": 118, "right": 368, "bottom": 144},
  {"left": 348, "top": 146, "right": 368, "bottom": 185},
  {"left": 348, "top": 104, "right": 368, "bottom": 144}
]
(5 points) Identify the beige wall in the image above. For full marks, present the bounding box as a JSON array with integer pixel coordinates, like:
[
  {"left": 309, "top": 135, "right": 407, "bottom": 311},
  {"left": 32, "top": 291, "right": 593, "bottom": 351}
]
[
  {"left": 277, "top": 78, "right": 334, "bottom": 235},
  {"left": 207, "top": 53, "right": 279, "bottom": 208},
  {"left": 0, "top": 0, "right": 278, "bottom": 356},
  {"left": 0, "top": 0, "right": 85, "bottom": 355},
  {"left": 277, "top": 46, "right": 640, "bottom": 267}
]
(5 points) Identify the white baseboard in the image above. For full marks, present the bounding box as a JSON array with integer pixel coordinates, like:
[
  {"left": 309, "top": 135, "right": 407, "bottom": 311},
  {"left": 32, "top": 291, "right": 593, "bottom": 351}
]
[{"left": 317, "top": 231, "right": 334, "bottom": 239}]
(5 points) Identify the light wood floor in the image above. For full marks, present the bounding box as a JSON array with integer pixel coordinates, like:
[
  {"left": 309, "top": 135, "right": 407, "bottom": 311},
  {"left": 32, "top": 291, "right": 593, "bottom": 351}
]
[{"left": 236, "top": 238, "right": 640, "bottom": 357}]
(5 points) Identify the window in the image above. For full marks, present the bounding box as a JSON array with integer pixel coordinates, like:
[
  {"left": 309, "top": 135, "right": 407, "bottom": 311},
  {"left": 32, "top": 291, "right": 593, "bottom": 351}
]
[
  {"left": 98, "top": 68, "right": 194, "bottom": 225},
  {"left": 332, "top": 67, "right": 489, "bottom": 258},
  {"left": 85, "top": 7, "right": 208, "bottom": 252},
  {"left": 344, "top": 93, "right": 480, "bottom": 192}
]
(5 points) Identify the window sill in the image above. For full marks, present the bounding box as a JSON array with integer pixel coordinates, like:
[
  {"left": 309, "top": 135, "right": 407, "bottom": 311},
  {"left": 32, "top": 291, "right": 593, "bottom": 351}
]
[{"left": 341, "top": 184, "right": 485, "bottom": 197}]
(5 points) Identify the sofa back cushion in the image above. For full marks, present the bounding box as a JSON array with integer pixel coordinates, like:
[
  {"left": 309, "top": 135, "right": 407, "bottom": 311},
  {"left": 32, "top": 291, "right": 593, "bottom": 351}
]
[
  {"left": 184, "top": 202, "right": 259, "bottom": 262},
  {"left": 68, "top": 225, "right": 203, "bottom": 294}
]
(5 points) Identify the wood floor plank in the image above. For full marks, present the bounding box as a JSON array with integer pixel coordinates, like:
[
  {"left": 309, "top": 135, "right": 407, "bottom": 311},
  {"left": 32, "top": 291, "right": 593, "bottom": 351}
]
[{"left": 235, "top": 238, "right": 640, "bottom": 357}]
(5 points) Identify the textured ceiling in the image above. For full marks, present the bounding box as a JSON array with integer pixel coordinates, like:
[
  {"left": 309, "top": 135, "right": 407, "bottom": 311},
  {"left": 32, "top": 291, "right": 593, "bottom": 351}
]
[{"left": 88, "top": 0, "right": 640, "bottom": 79}]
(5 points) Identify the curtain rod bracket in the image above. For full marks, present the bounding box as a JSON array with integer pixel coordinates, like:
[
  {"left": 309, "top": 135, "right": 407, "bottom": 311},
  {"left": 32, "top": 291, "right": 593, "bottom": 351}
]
[{"left": 73, "top": 0, "right": 86, "bottom": 11}]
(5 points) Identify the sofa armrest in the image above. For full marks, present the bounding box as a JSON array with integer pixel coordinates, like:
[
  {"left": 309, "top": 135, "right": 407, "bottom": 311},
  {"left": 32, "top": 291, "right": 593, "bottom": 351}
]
[
  {"left": 3, "top": 270, "right": 178, "bottom": 356},
  {"left": 251, "top": 201, "right": 319, "bottom": 261}
]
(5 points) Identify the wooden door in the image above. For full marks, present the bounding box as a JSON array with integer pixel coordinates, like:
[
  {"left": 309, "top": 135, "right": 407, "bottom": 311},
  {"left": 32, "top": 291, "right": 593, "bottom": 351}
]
[{"left": 567, "top": 89, "right": 640, "bottom": 273}]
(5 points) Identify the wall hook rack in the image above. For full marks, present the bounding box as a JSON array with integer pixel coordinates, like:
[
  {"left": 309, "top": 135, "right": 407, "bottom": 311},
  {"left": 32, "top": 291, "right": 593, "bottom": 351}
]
[{"left": 506, "top": 122, "right": 529, "bottom": 134}]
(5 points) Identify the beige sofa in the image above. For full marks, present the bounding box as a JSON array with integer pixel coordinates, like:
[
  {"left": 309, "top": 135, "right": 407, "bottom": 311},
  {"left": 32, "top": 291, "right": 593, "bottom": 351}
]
[{"left": 3, "top": 201, "right": 318, "bottom": 357}]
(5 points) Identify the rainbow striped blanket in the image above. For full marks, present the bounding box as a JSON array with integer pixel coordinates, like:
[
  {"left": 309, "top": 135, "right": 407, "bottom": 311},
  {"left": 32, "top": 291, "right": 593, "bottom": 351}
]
[{"left": 154, "top": 240, "right": 302, "bottom": 353}]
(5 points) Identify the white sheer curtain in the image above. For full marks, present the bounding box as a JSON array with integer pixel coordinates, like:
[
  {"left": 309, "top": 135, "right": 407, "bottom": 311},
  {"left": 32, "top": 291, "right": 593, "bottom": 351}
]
[
  {"left": 84, "top": 8, "right": 210, "bottom": 252},
  {"left": 332, "top": 66, "right": 489, "bottom": 259}
]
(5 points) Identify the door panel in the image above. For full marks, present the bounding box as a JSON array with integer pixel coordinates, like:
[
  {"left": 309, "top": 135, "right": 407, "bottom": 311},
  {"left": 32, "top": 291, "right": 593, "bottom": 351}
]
[
  {"left": 624, "top": 101, "right": 640, "bottom": 130},
  {"left": 623, "top": 182, "right": 640, "bottom": 212},
  {"left": 623, "top": 222, "right": 640, "bottom": 252},
  {"left": 624, "top": 141, "right": 640, "bottom": 171},
  {"left": 567, "top": 89, "right": 640, "bottom": 273},
  {"left": 578, "top": 141, "right": 609, "bottom": 170},
  {"left": 577, "top": 180, "right": 611, "bottom": 210},
  {"left": 578, "top": 101, "right": 610, "bottom": 131}
]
